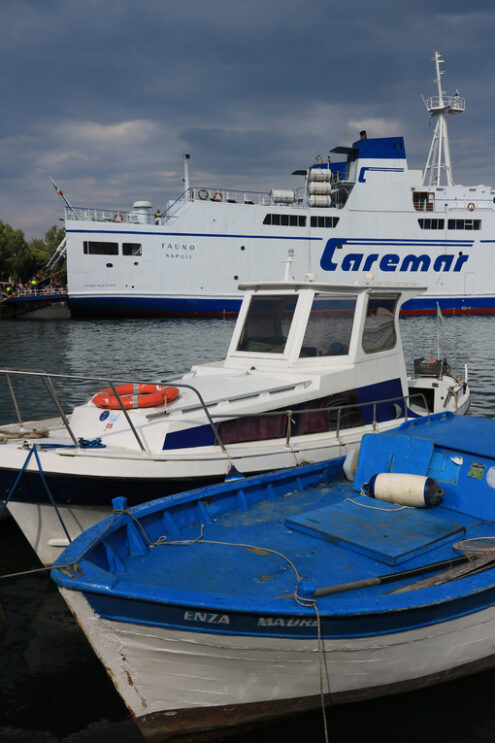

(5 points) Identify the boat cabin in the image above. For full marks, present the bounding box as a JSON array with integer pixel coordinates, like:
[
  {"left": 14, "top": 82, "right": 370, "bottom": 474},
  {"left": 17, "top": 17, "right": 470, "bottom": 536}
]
[{"left": 220, "top": 279, "right": 422, "bottom": 372}]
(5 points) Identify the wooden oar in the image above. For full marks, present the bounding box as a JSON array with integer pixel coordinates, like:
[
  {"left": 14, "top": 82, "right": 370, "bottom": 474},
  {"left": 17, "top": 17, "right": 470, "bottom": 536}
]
[{"left": 280, "top": 555, "right": 468, "bottom": 599}]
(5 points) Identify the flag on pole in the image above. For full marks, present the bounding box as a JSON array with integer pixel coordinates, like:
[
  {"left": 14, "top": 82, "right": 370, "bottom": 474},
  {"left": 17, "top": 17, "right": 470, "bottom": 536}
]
[
  {"left": 436, "top": 302, "right": 444, "bottom": 360},
  {"left": 49, "top": 176, "right": 73, "bottom": 210}
]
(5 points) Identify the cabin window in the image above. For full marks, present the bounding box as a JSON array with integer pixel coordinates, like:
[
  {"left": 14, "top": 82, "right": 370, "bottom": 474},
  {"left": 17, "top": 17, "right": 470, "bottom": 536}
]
[
  {"left": 218, "top": 390, "right": 364, "bottom": 445},
  {"left": 263, "top": 214, "right": 306, "bottom": 226},
  {"left": 123, "top": 243, "right": 142, "bottom": 256},
  {"left": 447, "top": 219, "right": 481, "bottom": 230},
  {"left": 362, "top": 294, "right": 399, "bottom": 353},
  {"left": 83, "top": 241, "right": 118, "bottom": 255},
  {"left": 300, "top": 293, "right": 356, "bottom": 358},
  {"left": 310, "top": 216, "right": 340, "bottom": 228},
  {"left": 418, "top": 219, "right": 445, "bottom": 230},
  {"left": 236, "top": 295, "right": 297, "bottom": 353}
]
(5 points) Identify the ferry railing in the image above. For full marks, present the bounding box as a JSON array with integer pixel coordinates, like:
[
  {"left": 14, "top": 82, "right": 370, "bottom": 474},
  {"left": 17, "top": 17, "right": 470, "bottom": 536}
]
[
  {"left": 0, "top": 368, "right": 429, "bottom": 462},
  {"left": 65, "top": 184, "right": 311, "bottom": 226}
]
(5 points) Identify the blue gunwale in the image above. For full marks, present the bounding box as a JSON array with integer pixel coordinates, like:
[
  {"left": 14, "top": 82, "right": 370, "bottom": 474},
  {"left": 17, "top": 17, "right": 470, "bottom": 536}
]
[{"left": 52, "top": 415, "right": 495, "bottom": 639}]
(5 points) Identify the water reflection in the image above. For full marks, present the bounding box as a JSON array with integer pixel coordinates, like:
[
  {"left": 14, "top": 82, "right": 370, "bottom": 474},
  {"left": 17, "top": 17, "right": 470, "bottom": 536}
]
[{"left": 0, "top": 313, "right": 494, "bottom": 742}]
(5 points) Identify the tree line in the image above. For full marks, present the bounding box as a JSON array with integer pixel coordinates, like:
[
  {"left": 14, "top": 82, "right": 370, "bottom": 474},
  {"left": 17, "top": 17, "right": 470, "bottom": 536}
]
[{"left": 0, "top": 221, "right": 66, "bottom": 285}]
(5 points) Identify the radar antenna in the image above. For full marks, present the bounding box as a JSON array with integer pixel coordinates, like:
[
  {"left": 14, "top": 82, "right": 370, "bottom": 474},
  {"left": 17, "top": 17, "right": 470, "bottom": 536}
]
[{"left": 422, "top": 50, "right": 464, "bottom": 187}]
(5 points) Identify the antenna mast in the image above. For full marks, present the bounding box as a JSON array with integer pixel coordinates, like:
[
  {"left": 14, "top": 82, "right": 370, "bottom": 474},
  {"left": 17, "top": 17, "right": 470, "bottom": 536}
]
[{"left": 422, "top": 50, "right": 464, "bottom": 187}]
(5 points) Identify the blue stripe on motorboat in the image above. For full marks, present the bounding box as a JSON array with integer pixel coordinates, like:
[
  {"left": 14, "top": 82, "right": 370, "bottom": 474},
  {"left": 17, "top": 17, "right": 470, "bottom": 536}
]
[{"left": 161, "top": 378, "right": 405, "bottom": 451}]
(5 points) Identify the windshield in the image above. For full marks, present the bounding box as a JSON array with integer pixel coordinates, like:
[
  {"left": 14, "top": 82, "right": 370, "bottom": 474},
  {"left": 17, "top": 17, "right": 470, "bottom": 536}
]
[
  {"left": 300, "top": 293, "right": 356, "bottom": 357},
  {"left": 362, "top": 294, "right": 398, "bottom": 353},
  {"left": 236, "top": 295, "right": 298, "bottom": 353}
]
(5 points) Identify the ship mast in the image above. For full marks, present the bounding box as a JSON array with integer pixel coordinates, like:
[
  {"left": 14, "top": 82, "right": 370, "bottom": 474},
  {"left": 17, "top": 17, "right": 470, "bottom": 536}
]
[{"left": 422, "top": 50, "right": 464, "bottom": 187}]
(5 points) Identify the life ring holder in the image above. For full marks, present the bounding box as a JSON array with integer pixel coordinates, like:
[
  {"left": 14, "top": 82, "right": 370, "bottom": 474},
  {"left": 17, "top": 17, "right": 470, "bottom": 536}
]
[
  {"left": 198, "top": 189, "right": 209, "bottom": 200},
  {"left": 92, "top": 384, "right": 179, "bottom": 410},
  {"left": 467, "top": 203, "right": 475, "bottom": 212},
  {"left": 212, "top": 192, "right": 223, "bottom": 202},
  {"left": 113, "top": 212, "right": 124, "bottom": 222}
]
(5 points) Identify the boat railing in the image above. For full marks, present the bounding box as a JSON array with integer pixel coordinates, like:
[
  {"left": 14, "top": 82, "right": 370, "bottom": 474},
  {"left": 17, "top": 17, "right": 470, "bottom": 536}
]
[
  {"left": 0, "top": 369, "right": 151, "bottom": 453},
  {"left": 0, "top": 369, "right": 428, "bottom": 460},
  {"left": 198, "top": 390, "right": 429, "bottom": 445}
]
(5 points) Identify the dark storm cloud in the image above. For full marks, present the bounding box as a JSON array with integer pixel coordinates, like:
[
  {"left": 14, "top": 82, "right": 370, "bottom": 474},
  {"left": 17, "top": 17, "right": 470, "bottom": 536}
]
[{"left": 1, "top": 0, "right": 494, "bottom": 236}]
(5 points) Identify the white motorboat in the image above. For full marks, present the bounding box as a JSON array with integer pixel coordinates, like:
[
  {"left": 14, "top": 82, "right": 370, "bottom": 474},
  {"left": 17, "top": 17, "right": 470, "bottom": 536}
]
[{"left": 0, "top": 271, "right": 469, "bottom": 565}]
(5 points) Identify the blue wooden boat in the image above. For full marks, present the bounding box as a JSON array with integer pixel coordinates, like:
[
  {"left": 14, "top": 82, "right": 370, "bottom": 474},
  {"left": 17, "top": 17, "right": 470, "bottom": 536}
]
[{"left": 52, "top": 412, "right": 495, "bottom": 742}]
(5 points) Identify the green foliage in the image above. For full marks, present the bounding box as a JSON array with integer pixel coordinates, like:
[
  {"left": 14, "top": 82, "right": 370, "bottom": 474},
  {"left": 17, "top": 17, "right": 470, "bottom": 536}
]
[{"left": 0, "top": 221, "right": 66, "bottom": 284}]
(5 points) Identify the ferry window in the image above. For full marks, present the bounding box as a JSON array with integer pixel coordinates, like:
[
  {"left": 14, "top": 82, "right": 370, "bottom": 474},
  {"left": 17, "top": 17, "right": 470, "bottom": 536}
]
[
  {"left": 123, "top": 243, "right": 142, "bottom": 256},
  {"left": 448, "top": 219, "right": 481, "bottom": 230},
  {"left": 83, "top": 241, "right": 118, "bottom": 255},
  {"left": 362, "top": 294, "right": 398, "bottom": 354},
  {"left": 310, "top": 216, "right": 340, "bottom": 228},
  {"left": 300, "top": 293, "right": 356, "bottom": 358},
  {"left": 236, "top": 295, "right": 297, "bottom": 353},
  {"left": 263, "top": 213, "right": 306, "bottom": 226},
  {"left": 418, "top": 219, "right": 445, "bottom": 229}
]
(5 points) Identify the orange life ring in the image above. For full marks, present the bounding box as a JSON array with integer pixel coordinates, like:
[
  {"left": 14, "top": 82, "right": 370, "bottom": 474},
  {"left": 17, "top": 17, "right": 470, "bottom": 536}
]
[
  {"left": 467, "top": 202, "right": 475, "bottom": 212},
  {"left": 212, "top": 192, "right": 223, "bottom": 202},
  {"left": 113, "top": 212, "right": 124, "bottom": 222},
  {"left": 92, "top": 384, "right": 179, "bottom": 410}
]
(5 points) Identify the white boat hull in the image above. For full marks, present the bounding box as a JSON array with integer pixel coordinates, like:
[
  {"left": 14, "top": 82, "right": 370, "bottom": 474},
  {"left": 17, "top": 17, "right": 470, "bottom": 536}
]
[{"left": 60, "top": 588, "right": 495, "bottom": 741}]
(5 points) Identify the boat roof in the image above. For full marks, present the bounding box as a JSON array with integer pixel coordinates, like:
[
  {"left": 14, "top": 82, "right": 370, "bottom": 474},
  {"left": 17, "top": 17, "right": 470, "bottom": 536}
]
[{"left": 237, "top": 280, "right": 427, "bottom": 294}]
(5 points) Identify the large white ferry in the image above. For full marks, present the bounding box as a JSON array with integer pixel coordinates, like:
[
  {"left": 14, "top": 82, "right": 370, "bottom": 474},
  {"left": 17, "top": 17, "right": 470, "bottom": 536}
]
[{"left": 59, "top": 52, "right": 495, "bottom": 317}]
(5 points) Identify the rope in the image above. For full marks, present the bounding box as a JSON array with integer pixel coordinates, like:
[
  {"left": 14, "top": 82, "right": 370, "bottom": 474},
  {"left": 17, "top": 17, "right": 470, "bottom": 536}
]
[
  {"left": 0, "top": 428, "right": 49, "bottom": 443},
  {"left": 1, "top": 503, "right": 331, "bottom": 742},
  {"left": 350, "top": 496, "right": 409, "bottom": 512},
  {"left": 111, "top": 509, "right": 330, "bottom": 742}
]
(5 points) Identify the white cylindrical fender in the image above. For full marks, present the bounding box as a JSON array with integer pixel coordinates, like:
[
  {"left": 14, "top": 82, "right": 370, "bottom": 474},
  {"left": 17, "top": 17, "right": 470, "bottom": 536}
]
[{"left": 363, "top": 472, "right": 444, "bottom": 508}]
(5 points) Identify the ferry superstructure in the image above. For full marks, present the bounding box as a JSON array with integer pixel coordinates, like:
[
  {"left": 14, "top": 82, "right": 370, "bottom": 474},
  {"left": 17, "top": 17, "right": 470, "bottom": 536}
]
[{"left": 60, "top": 52, "right": 495, "bottom": 317}]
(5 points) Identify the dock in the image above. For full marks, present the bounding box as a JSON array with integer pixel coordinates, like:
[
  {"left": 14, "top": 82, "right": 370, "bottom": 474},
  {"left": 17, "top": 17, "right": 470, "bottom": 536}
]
[{"left": 0, "top": 288, "right": 69, "bottom": 319}]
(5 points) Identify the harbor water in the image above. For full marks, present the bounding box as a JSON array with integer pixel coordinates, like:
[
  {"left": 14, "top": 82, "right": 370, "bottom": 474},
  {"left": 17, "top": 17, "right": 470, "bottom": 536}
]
[{"left": 1, "top": 314, "right": 495, "bottom": 743}]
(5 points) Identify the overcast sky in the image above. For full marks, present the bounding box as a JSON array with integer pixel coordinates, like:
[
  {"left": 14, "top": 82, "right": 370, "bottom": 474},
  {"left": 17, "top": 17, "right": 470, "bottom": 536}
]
[{"left": 2, "top": 0, "right": 494, "bottom": 239}]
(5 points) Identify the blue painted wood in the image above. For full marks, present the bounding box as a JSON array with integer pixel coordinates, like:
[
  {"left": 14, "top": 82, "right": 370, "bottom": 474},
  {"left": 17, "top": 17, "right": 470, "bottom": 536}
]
[
  {"left": 286, "top": 495, "right": 464, "bottom": 566},
  {"left": 51, "top": 414, "right": 495, "bottom": 640},
  {"left": 353, "top": 434, "right": 435, "bottom": 493}
]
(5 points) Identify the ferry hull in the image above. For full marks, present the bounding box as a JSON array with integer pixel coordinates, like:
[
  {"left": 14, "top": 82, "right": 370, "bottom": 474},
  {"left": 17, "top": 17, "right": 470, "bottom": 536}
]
[{"left": 68, "top": 294, "right": 495, "bottom": 318}]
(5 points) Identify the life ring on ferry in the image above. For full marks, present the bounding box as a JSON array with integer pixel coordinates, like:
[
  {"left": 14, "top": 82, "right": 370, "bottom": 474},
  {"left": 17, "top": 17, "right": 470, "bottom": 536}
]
[
  {"left": 212, "top": 192, "right": 223, "bottom": 202},
  {"left": 92, "top": 384, "right": 179, "bottom": 410},
  {"left": 198, "top": 189, "right": 209, "bottom": 200},
  {"left": 113, "top": 213, "right": 124, "bottom": 222},
  {"left": 467, "top": 203, "right": 475, "bottom": 212}
]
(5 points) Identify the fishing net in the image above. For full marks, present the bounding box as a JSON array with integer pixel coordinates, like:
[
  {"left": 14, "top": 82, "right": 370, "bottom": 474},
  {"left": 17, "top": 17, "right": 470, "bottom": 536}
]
[{"left": 453, "top": 537, "right": 495, "bottom": 560}]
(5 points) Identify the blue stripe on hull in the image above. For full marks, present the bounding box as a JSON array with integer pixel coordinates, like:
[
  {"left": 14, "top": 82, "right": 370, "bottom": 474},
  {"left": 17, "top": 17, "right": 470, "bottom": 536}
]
[
  {"left": 85, "top": 581, "right": 495, "bottom": 639},
  {"left": 68, "top": 296, "right": 242, "bottom": 317},
  {"left": 401, "top": 296, "right": 495, "bottom": 316},
  {"left": 69, "top": 295, "right": 495, "bottom": 318},
  {"left": 0, "top": 469, "right": 222, "bottom": 506}
]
